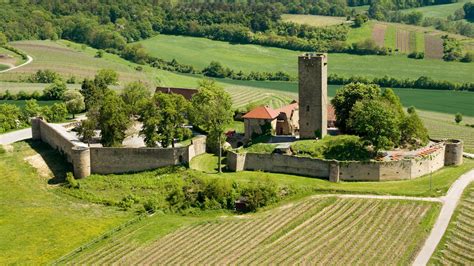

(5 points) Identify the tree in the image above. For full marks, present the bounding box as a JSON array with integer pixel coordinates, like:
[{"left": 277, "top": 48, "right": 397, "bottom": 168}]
[
  {"left": 381, "top": 88, "right": 404, "bottom": 118},
  {"left": 43, "top": 80, "right": 66, "bottom": 100},
  {"left": 98, "top": 90, "right": 129, "bottom": 147},
  {"left": 140, "top": 93, "right": 191, "bottom": 148},
  {"left": 353, "top": 14, "right": 368, "bottom": 27},
  {"left": 331, "top": 83, "right": 381, "bottom": 133},
  {"left": 95, "top": 69, "right": 119, "bottom": 86},
  {"left": 63, "top": 90, "right": 85, "bottom": 119},
  {"left": 191, "top": 80, "right": 233, "bottom": 172},
  {"left": 348, "top": 99, "right": 401, "bottom": 152},
  {"left": 121, "top": 81, "right": 151, "bottom": 116},
  {"left": 202, "top": 61, "right": 228, "bottom": 78},
  {"left": 139, "top": 100, "right": 161, "bottom": 147},
  {"left": 0, "top": 104, "right": 21, "bottom": 133},
  {"left": 23, "top": 99, "right": 41, "bottom": 119},
  {"left": 455, "top": 112, "right": 463, "bottom": 124},
  {"left": 0, "top": 32, "right": 7, "bottom": 46},
  {"left": 77, "top": 107, "right": 99, "bottom": 144},
  {"left": 400, "top": 108, "right": 429, "bottom": 147},
  {"left": 43, "top": 103, "right": 68, "bottom": 122}
]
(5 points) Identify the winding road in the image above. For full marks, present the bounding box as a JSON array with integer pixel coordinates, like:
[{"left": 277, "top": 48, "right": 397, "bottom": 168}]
[{"left": 0, "top": 55, "right": 33, "bottom": 74}]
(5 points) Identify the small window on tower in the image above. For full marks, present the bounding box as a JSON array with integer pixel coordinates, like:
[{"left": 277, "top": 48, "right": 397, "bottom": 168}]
[{"left": 306, "top": 105, "right": 310, "bottom": 112}]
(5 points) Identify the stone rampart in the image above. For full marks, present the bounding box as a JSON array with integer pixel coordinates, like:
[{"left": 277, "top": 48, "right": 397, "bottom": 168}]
[
  {"left": 31, "top": 118, "right": 207, "bottom": 178},
  {"left": 227, "top": 141, "right": 455, "bottom": 182}
]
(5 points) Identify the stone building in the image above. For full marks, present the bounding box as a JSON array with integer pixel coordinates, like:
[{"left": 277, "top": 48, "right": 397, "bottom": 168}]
[{"left": 298, "top": 53, "right": 328, "bottom": 139}]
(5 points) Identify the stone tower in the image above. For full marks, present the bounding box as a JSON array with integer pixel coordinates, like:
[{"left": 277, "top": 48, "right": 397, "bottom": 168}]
[{"left": 298, "top": 53, "right": 327, "bottom": 139}]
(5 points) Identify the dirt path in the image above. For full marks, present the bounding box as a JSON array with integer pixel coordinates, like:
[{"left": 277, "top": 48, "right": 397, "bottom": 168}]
[
  {"left": 413, "top": 169, "right": 474, "bottom": 265},
  {"left": 0, "top": 55, "right": 33, "bottom": 73}
]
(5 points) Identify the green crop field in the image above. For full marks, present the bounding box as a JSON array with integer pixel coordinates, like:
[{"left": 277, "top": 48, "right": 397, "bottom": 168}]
[
  {"left": 0, "top": 99, "right": 60, "bottom": 108},
  {"left": 401, "top": 0, "right": 470, "bottom": 19},
  {"left": 64, "top": 197, "right": 439, "bottom": 265},
  {"left": 431, "top": 183, "right": 474, "bottom": 264},
  {"left": 281, "top": 14, "right": 348, "bottom": 27},
  {"left": 137, "top": 34, "right": 474, "bottom": 83},
  {"left": 0, "top": 141, "right": 131, "bottom": 264}
]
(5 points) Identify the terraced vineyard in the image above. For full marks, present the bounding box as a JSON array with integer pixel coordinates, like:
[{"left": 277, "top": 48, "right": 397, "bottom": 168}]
[
  {"left": 66, "top": 197, "right": 437, "bottom": 265},
  {"left": 228, "top": 86, "right": 294, "bottom": 109},
  {"left": 431, "top": 183, "right": 474, "bottom": 265}
]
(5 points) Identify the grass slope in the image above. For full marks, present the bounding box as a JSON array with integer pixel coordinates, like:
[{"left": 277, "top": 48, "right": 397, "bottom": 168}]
[
  {"left": 401, "top": 0, "right": 470, "bottom": 19},
  {"left": 0, "top": 40, "right": 156, "bottom": 85},
  {"left": 430, "top": 182, "right": 474, "bottom": 264},
  {"left": 0, "top": 141, "right": 131, "bottom": 264},
  {"left": 137, "top": 34, "right": 474, "bottom": 82}
]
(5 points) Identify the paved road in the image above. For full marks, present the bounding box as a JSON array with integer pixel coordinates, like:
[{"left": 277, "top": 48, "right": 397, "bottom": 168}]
[
  {"left": 0, "top": 128, "right": 32, "bottom": 145},
  {"left": 0, "top": 55, "right": 33, "bottom": 73},
  {"left": 413, "top": 169, "right": 474, "bottom": 265}
]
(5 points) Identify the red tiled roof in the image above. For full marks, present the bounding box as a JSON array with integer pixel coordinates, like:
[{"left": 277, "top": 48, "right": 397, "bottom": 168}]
[
  {"left": 155, "top": 87, "right": 198, "bottom": 100},
  {"left": 276, "top": 101, "right": 298, "bottom": 118},
  {"left": 242, "top": 106, "right": 280, "bottom": 120}
]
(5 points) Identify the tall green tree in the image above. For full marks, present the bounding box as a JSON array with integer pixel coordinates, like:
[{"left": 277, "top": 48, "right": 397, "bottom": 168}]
[
  {"left": 331, "top": 83, "right": 381, "bottom": 133},
  {"left": 140, "top": 92, "right": 191, "bottom": 148},
  {"left": 43, "top": 80, "right": 67, "bottom": 100},
  {"left": 98, "top": 90, "right": 129, "bottom": 147},
  {"left": 348, "top": 99, "right": 401, "bottom": 152},
  {"left": 63, "top": 90, "right": 85, "bottom": 119},
  {"left": 400, "top": 108, "right": 429, "bottom": 147},
  {"left": 121, "top": 81, "right": 151, "bottom": 116},
  {"left": 191, "top": 80, "right": 233, "bottom": 172}
]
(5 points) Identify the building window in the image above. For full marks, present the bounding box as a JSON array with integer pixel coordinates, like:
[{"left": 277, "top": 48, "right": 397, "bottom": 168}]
[{"left": 306, "top": 105, "right": 310, "bottom": 112}]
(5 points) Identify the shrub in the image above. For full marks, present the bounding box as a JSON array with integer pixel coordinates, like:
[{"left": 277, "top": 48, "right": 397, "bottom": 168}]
[
  {"left": 240, "top": 179, "right": 278, "bottom": 212},
  {"left": 455, "top": 112, "right": 463, "bottom": 124},
  {"left": 66, "top": 172, "right": 80, "bottom": 189},
  {"left": 28, "top": 69, "right": 62, "bottom": 83},
  {"left": 408, "top": 51, "right": 424, "bottom": 59},
  {"left": 43, "top": 80, "right": 67, "bottom": 100}
]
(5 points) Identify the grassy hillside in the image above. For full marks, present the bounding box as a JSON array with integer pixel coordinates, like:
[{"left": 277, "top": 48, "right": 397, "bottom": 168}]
[
  {"left": 0, "top": 141, "right": 131, "bottom": 264},
  {"left": 0, "top": 40, "right": 157, "bottom": 86},
  {"left": 137, "top": 34, "right": 474, "bottom": 83},
  {"left": 430, "top": 183, "right": 474, "bottom": 264},
  {"left": 401, "top": 0, "right": 470, "bottom": 19}
]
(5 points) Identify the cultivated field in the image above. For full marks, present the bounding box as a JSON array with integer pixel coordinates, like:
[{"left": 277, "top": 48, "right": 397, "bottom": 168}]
[
  {"left": 0, "top": 46, "right": 24, "bottom": 68},
  {"left": 65, "top": 197, "right": 438, "bottom": 265},
  {"left": 137, "top": 34, "right": 474, "bottom": 82},
  {"left": 372, "top": 24, "right": 387, "bottom": 47},
  {"left": 431, "top": 183, "right": 474, "bottom": 264},
  {"left": 281, "top": 14, "right": 348, "bottom": 27},
  {"left": 424, "top": 35, "right": 444, "bottom": 59},
  {"left": 396, "top": 29, "right": 411, "bottom": 53}
]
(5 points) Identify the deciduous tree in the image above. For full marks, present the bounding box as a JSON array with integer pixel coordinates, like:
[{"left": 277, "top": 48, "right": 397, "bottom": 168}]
[{"left": 191, "top": 80, "right": 233, "bottom": 172}]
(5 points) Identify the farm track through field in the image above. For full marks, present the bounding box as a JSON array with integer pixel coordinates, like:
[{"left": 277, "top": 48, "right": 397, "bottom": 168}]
[
  {"left": 372, "top": 24, "right": 387, "bottom": 47},
  {"left": 424, "top": 35, "right": 444, "bottom": 59}
]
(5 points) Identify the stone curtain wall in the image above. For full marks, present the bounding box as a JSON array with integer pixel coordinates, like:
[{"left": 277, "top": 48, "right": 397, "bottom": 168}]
[
  {"left": 32, "top": 118, "right": 207, "bottom": 178},
  {"left": 89, "top": 135, "right": 206, "bottom": 175},
  {"left": 227, "top": 141, "right": 457, "bottom": 182}
]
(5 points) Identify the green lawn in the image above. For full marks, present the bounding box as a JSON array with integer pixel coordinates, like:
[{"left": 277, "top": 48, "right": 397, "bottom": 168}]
[
  {"left": 191, "top": 153, "right": 474, "bottom": 197},
  {"left": 0, "top": 141, "right": 131, "bottom": 264},
  {"left": 0, "top": 64, "right": 8, "bottom": 71},
  {"left": 137, "top": 34, "right": 474, "bottom": 83},
  {"left": 347, "top": 20, "right": 375, "bottom": 43},
  {"left": 0, "top": 99, "right": 60, "bottom": 108}
]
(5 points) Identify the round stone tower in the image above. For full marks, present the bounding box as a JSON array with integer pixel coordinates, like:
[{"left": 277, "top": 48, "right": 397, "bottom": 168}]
[
  {"left": 71, "top": 146, "right": 91, "bottom": 178},
  {"left": 444, "top": 139, "right": 463, "bottom": 166}
]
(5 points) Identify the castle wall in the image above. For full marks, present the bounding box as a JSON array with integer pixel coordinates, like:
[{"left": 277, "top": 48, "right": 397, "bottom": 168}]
[
  {"left": 31, "top": 118, "right": 206, "bottom": 178},
  {"left": 227, "top": 141, "right": 450, "bottom": 182}
]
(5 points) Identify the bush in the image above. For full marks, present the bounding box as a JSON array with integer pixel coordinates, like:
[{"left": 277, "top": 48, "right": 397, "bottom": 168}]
[
  {"left": 66, "top": 172, "right": 80, "bottom": 189},
  {"left": 408, "top": 51, "right": 424, "bottom": 59},
  {"left": 240, "top": 179, "right": 279, "bottom": 212},
  {"left": 291, "top": 135, "right": 371, "bottom": 161},
  {"left": 28, "top": 69, "right": 62, "bottom": 83}
]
